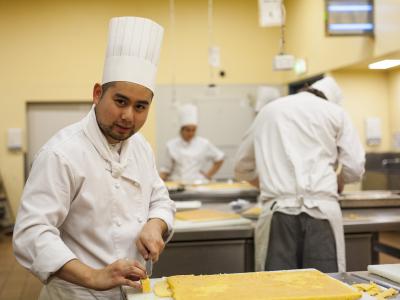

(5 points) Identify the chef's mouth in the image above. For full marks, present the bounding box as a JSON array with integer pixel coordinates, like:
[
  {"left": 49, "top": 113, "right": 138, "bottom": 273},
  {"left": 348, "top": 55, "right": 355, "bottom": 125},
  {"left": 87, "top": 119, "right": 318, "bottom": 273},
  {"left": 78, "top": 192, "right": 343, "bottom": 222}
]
[
  {"left": 115, "top": 124, "right": 134, "bottom": 133},
  {"left": 115, "top": 124, "right": 133, "bottom": 130}
]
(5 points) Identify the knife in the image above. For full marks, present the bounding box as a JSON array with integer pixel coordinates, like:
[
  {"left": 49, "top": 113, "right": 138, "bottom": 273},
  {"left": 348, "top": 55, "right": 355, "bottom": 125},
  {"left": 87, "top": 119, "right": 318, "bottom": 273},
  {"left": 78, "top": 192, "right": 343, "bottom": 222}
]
[
  {"left": 120, "top": 286, "right": 128, "bottom": 300},
  {"left": 146, "top": 259, "right": 153, "bottom": 277}
]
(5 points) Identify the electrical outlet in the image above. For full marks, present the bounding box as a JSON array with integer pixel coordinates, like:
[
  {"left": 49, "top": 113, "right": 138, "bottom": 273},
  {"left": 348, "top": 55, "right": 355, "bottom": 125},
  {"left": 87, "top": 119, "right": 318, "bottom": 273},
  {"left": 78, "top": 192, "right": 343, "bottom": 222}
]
[{"left": 273, "top": 54, "right": 295, "bottom": 71}]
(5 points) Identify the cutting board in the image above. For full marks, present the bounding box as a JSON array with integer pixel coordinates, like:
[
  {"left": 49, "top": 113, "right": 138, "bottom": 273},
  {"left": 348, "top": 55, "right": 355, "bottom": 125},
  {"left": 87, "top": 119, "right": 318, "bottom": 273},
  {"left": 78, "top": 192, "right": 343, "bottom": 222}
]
[
  {"left": 125, "top": 278, "right": 171, "bottom": 300},
  {"left": 368, "top": 264, "right": 400, "bottom": 284},
  {"left": 125, "top": 276, "right": 381, "bottom": 300}
]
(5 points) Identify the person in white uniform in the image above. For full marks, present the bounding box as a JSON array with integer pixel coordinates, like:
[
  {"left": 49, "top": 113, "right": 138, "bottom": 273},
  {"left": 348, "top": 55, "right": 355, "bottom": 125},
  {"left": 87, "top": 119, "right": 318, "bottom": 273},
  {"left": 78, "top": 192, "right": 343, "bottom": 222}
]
[
  {"left": 13, "top": 17, "right": 176, "bottom": 300},
  {"left": 234, "top": 76, "right": 365, "bottom": 273},
  {"left": 159, "top": 104, "right": 225, "bottom": 182}
]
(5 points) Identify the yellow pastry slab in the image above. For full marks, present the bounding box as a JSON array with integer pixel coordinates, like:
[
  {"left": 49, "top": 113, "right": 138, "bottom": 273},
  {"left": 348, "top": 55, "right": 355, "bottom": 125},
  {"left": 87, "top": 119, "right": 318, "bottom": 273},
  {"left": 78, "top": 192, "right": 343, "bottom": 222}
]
[
  {"left": 175, "top": 209, "right": 241, "bottom": 222},
  {"left": 167, "top": 270, "right": 362, "bottom": 300}
]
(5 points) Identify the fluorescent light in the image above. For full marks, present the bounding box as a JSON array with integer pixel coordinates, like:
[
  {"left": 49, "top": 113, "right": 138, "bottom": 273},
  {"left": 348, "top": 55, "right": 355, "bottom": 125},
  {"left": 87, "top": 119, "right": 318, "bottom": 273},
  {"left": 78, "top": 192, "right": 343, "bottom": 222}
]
[
  {"left": 328, "top": 5, "right": 372, "bottom": 12},
  {"left": 329, "top": 23, "right": 373, "bottom": 31},
  {"left": 368, "top": 60, "right": 400, "bottom": 70}
]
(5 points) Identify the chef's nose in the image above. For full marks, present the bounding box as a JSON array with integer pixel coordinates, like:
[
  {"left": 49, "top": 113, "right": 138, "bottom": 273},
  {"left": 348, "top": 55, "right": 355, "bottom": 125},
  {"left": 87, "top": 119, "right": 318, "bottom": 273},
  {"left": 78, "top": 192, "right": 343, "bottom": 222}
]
[{"left": 121, "top": 106, "right": 135, "bottom": 122}]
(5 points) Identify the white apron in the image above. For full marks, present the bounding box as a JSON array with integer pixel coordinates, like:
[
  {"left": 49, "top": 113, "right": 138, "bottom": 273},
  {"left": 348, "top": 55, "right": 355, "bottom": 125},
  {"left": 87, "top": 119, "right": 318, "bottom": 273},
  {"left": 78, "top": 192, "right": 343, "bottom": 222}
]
[
  {"left": 255, "top": 196, "right": 346, "bottom": 272},
  {"left": 39, "top": 278, "right": 122, "bottom": 300}
]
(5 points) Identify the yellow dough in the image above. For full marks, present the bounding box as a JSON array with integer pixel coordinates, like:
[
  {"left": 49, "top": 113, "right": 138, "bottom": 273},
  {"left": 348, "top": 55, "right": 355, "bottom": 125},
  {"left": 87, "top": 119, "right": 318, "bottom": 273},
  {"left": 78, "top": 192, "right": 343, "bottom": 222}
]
[
  {"left": 352, "top": 282, "right": 381, "bottom": 295},
  {"left": 241, "top": 206, "right": 262, "bottom": 218},
  {"left": 175, "top": 209, "right": 240, "bottom": 222},
  {"left": 165, "top": 181, "right": 183, "bottom": 190},
  {"left": 376, "top": 287, "right": 399, "bottom": 300},
  {"left": 140, "top": 277, "right": 151, "bottom": 293},
  {"left": 154, "top": 280, "right": 173, "bottom": 297},
  {"left": 353, "top": 282, "right": 399, "bottom": 299},
  {"left": 166, "top": 270, "right": 362, "bottom": 300}
]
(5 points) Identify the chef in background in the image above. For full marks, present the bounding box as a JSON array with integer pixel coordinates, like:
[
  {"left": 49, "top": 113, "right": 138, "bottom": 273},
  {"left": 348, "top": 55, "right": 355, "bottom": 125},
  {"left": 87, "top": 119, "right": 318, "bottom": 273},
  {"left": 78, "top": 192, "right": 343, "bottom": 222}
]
[
  {"left": 13, "top": 17, "right": 175, "bottom": 299},
  {"left": 160, "top": 103, "right": 224, "bottom": 182},
  {"left": 234, "top": 76, "right": 365, "bottom": 273}
]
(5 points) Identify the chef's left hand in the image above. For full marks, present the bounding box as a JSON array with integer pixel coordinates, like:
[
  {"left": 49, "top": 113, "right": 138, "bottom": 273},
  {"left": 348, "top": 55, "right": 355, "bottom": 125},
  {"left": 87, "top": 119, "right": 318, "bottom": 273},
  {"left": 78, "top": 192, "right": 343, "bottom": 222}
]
[{"left": 136, "top": 218, "right": 167, "bottom": 262}]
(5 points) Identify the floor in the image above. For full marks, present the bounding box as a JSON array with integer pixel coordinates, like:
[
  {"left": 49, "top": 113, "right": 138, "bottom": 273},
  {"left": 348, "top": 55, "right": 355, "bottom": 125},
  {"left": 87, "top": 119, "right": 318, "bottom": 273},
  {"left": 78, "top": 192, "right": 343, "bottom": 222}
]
[
  {"left": 0, "top": 231, "right": 399, "bottom": 300},
  {"left": 0, "top": 234, "right": 42, "bottom": 300}
]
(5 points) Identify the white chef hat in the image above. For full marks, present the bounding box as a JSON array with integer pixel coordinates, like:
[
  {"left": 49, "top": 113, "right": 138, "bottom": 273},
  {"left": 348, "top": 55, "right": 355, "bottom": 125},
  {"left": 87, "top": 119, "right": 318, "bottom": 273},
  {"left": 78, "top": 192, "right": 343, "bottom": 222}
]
[
  {"left": 255, "top": 86, "right": 281, "bottom": 112},
  {"left": 311, "top": 76, "right": 343, "bottom": 105},
  {"left": 179, "top": 104, "right": 198, "bottom": 127},
  {"left": 102, "top": 16, "right": 164, "bottom": 93}
]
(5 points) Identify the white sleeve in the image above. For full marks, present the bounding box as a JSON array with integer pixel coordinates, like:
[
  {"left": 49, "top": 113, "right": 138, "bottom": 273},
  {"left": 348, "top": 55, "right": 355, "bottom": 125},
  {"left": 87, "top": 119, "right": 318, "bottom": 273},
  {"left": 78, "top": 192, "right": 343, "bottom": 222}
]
[
  {"left": 234, "top": 122, "right": 258, "bottom": 181},
  {"left": 206, "top": 141, "right": 225, "bottom": 162},
  {"left": 337, "top": 111, "right": 366, "bottom": 183},
  {"left": 12, "top": 150, "right": 77, "bottom": 283}
]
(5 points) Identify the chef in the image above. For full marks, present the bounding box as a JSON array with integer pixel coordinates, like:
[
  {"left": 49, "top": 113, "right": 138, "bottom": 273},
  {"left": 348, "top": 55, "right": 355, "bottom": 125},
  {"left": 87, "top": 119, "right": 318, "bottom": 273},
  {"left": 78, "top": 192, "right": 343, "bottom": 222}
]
[
  {"left": 159, "top": 103, "right": 225, "bottom": 182},
  {"left": 13, "top": 16, "right": 175, "bottom": 299},
  {"left": 234, "top": 76, "right": 365, "bottom": 273}
]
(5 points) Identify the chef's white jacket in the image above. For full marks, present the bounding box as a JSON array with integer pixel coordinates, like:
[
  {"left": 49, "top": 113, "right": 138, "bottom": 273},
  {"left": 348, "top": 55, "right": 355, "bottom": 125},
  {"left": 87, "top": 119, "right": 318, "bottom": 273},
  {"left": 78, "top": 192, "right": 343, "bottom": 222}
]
[
  {"left": 234, "top": 91, "right": 365, "bottom": 271},
  {"left": 13, "top": 107, "right": 176, "bottom": 286},
  {"left": 160, "top": 136, "right": 224, "bottom": 181}
]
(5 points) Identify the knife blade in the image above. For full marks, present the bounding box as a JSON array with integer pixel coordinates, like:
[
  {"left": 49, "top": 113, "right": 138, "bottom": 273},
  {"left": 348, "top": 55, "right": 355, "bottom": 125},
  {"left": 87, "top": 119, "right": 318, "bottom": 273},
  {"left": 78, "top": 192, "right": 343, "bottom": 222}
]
[
  {"left": 145, "top": 259, "right": 153, "bottom": 277},
  {"left": 120, "top": 286, "right": 128, "bottom": 300}
]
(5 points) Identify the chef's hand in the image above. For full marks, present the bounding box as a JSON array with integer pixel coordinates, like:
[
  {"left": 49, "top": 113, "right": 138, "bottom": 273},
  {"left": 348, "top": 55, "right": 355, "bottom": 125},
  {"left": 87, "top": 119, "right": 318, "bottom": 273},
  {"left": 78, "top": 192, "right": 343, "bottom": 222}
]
[
  {"left": 136, "top": 218, "right": 167, "bottom": 262},
  {"left": 91, "top": 259, "right": 146, "bottom": 290},
  {"left": 56, "top": 258, "right": 146, "bottom": 291}
]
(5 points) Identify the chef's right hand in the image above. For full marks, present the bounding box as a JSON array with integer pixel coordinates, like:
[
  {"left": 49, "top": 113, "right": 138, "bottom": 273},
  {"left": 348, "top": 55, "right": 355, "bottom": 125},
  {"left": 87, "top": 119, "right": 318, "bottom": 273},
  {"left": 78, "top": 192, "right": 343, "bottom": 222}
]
[
  {"left": 90, "top": 259, "right": 147, "bottom": 290},
  {"left": 56, "top": 258, "right": 147, "bottom": 291}
]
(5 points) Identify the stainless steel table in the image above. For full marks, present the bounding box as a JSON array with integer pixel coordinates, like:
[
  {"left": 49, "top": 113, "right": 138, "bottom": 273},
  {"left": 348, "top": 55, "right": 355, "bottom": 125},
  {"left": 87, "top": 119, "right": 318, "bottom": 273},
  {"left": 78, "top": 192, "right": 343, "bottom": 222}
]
[{"left": 153, "top": 202, "right": 400, "bottom": 276}]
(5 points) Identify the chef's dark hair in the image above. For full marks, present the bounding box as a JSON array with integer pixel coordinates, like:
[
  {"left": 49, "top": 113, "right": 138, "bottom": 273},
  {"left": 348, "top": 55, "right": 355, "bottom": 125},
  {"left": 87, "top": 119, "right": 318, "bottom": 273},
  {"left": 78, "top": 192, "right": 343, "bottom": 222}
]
[
  {"left": 299, "top": 85, "right": 328, "bottom": 100},
  {"left": 100, "top": 82, "right": 116, "bottom": 99}
]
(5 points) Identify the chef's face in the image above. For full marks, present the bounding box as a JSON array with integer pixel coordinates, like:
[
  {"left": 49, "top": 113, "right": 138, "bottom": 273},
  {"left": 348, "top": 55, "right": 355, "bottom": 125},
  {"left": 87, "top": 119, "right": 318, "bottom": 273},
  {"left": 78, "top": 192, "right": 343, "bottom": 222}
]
[
  {"left": 180, "top": 125, "right": 197, "bottom": 142},
  {"left": 93, "top": 81, "right": 153, "bottom": 144}
]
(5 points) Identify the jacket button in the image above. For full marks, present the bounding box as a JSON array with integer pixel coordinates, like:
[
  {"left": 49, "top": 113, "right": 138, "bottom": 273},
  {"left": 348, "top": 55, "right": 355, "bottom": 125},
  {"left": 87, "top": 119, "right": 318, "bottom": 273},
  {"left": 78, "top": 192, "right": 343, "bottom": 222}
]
[
  {"left": 114, "top": 183, "right": 120, "bottom": 189},
  {"left": 137, "top": 217, "right": 143, "bottom": 223},
  {"left": 116, "top": 220, "right": 122, "bottom": 226}
]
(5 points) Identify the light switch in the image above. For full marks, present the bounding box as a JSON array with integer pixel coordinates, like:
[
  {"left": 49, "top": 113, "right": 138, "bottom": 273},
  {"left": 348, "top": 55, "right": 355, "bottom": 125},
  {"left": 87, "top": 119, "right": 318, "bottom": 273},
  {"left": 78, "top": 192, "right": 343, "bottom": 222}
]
[
  {"left": 258, "top": 0, "right": 284, "bottom": 27},
  {"left": 7, "top": 128, "right": 23, "bottom": 150},
  {"left": 365, "top": 117, "right": 381, "bottom": 146},
  {"left": 208, "top": 46, "right": 221, "bottom": 68}
]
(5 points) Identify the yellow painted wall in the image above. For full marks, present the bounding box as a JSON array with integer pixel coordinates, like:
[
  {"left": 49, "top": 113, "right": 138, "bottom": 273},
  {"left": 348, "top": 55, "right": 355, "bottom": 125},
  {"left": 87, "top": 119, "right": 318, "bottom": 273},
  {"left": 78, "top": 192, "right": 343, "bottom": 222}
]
[
  {"left": 0, "top": 0, "right": 283, "bottom": 217},
  {"left": 332, "top": 70, "right": 391, "bottom": 152},
  {"left": 1, "top": 0, "right": 400, "bottom": 217},
  {"left": 283, "top": 0, "right": 400, "bottom": 83},
  {"left": 388, "top": 68, "right": 400, "bottom": 145},
  {"left": 284, "top": 0, "right": 372, "bottom": 82},
  {"left": 374, "top": 0, "right": 400, "bottom": 56}
]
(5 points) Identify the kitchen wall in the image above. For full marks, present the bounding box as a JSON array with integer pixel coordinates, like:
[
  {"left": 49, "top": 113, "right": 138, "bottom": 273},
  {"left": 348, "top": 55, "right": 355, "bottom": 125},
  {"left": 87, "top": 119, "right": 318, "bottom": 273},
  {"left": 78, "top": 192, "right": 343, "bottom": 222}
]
[
  {"left": 1, "top": 0, "right": 400, "bottom": 217},
  {"left": 283, "top": 0, "right": 400, "bottom": 83},
  {"left": 332, "top": 70, "right": 391, "bottom": 152},
  {"left": 388, "top": 68, "right": 400, "bottom": 147}
]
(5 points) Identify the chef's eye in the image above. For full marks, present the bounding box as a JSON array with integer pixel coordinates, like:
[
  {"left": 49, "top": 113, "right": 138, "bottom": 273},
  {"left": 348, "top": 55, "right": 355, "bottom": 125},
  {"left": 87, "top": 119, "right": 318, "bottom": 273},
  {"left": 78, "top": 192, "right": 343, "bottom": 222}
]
[
  {"left": 135, "top": 103, "right": 148, "bottom": 112},
  {"left": 115, "top": 99, "right": 127, "bottom": 106}
]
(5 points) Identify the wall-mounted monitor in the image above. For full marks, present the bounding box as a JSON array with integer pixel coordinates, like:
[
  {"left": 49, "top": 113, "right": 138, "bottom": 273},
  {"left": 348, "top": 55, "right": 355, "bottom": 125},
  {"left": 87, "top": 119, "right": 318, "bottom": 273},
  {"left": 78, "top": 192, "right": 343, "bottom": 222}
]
[{"left": 325, "top": 0, "right": 374, "bottom": 36}]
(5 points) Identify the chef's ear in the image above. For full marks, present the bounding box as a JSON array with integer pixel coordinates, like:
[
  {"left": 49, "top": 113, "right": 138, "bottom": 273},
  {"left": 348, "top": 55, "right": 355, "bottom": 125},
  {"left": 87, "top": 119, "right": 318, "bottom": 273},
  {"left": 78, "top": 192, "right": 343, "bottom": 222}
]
[{"left": 93, "top": 83, "right": 103, "bottom": 105}]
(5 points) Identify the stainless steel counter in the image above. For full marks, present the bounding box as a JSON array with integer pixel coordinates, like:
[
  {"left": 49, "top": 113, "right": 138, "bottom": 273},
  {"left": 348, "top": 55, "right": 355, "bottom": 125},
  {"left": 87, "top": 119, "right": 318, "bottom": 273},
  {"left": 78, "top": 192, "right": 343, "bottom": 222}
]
[
  {"left": 340, "top": 190, "right": 400, "bottom": 208},
  {"left": 169, "top": 190, "right": 259, "bottom": 202},
  {"left": 154, "top": 202, "right": 400, "bottom": 277},
  {"left": 343, "top": 208, "right": 400, "bottom": 233}
]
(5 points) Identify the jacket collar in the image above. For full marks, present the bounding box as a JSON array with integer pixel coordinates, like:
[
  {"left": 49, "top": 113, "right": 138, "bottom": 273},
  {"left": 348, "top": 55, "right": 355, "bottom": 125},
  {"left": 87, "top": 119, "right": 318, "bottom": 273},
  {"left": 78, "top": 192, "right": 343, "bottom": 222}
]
[{"left": 82, "top": 106, "right": 141, "bottom": 184}]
